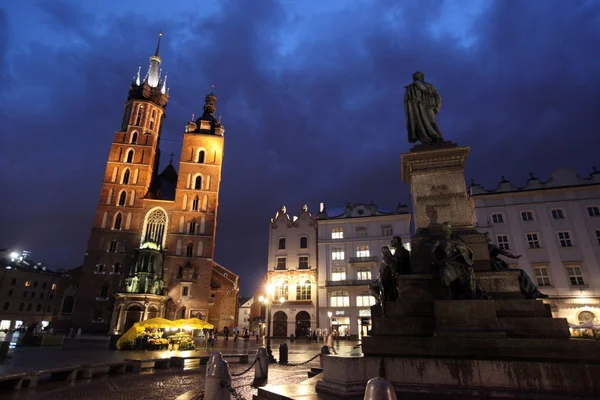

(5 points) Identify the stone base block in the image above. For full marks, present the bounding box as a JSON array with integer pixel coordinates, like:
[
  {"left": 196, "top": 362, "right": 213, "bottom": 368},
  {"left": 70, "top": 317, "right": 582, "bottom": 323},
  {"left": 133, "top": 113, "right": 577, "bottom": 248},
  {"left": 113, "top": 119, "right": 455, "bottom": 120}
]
[
  {"left": 316, "top": 353, "right": 600, "bottom": 399},
  {"left": 434, "top": 300, "right": 505, "bottom": 337}
]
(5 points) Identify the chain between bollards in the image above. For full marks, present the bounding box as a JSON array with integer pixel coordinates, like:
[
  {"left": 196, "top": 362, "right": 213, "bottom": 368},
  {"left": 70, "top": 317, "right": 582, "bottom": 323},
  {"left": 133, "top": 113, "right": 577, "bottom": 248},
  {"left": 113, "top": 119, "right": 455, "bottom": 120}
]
[
  {"left": 230, "top": 357, "right": 258, "bottom": 377},
  {"left": 277, "top": 351, "right": 322, "bottom": 367}
]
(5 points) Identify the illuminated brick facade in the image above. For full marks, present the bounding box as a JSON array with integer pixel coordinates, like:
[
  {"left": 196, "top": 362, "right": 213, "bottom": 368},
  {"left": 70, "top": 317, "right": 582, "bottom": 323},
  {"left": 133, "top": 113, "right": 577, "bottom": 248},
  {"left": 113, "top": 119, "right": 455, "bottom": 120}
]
[{"left": 71, "top": 35, "right": 238, "bottom": 333}]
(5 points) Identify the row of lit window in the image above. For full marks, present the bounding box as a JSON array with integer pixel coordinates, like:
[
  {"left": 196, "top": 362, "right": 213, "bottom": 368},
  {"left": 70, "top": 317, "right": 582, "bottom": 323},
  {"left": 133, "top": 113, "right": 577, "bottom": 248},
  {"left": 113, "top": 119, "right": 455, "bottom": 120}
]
[
  {"left": 277, "top": 237, "right": 309, "bottom": 250},
  {"left": 496, "top": 229, "right": 600, "bottom": 251},
  {"left": 332, "top": 245, "right": 371, "bottom": 260},
  {"left": 532, "top": 265, "right": 586, "bottom": 287},
  {"left": 331, "top": 268, "right": 371, "bottom": 282},
  {"left": 270, "top": 281, "right": 313, "bottom": 301},
  {"left": 491, "top": 206, "right": 600, "bottom": 224},
  {"left": 4, "top": 289, "right": 55, "bottom": 300},
  {"left": 3, "top": 302, "right": 52, "bottom": 313},
  {"left": 330, "top": 225, "right": 393, "bottom": 240},
  {"left": 329, "top": 292, "right": 376, "bottom": 307},
  {"left": 13, "top": 280, "right": 57, "bottom": 290},
  {"left": 274, "top": 256, "right": 310, "bottom": 270}
]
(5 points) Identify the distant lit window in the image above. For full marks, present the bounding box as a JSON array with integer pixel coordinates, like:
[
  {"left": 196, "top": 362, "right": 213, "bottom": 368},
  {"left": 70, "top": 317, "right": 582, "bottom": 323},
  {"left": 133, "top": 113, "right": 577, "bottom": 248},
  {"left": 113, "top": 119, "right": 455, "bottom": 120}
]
[
  {"left": 300, "top": 236, "right": 308, "bottom": 249},
  {"left": 551, "top": 208, "right": 565, "bottom": 220},
  {"left": 491, "top": 213, "right": 505, "bottom": 224},
  {"left": 496, "top": 235, "right": 510, "bottom": 250},
  {"left": 558, "top": 231, "right": 572, "bottom": 248},
  {"left": 357, "top": 268, "right": 371, "bottom": 280},
  {"left": 566, "top": 265, "right": 585, "bottom": 286},
  {"left": 332, "top": 247, "right": 345, "bottom": 260},
  {"left": 587, "top": 206, "right": 600, "bottom": 217},
  {"left": 24, "top": 281, "right": 31, "bottom": 287},
  {"left": 296, "top": 280, "right": 311, "bottom": 300},
  {"left": 534, "top": 266, "right": 552, "bottom": 286},
  {"left": 526, "top": 233, "right": 540, "bottom": 249},
  {"left": 356, "top": 227, "right": 367, "bottom": 237},
  {"left": 521, "top": 211, "right": 534, "bottom": 222},
  {"left": 276, "top": 257, "right": 286, "bottom": 270},
  {"left": 356, "top": 245, "right": 370, "bottom": 257},
  {"left": 381, "top": 225, "right": 393, "bottom": 236},
  {"left": 356, "top": 294, "right": 376, "bottom": 307},
  {"left": 332, "top": 228, "right": 343, "bottom": 239},
  {"left": 331, "top": 268, "right": 346, "bottom": 281},
  {"left": 330, "top": 291, "right": 349, "bottom": 307},
  {"left": 298, "top": 256, "right": 309, "bottom": 270}
]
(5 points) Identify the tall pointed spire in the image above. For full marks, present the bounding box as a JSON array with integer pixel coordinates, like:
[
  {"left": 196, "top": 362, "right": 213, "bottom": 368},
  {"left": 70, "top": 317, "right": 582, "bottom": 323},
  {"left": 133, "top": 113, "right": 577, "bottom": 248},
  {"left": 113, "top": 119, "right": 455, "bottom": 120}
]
[
  {"left": 155, "top": 32, "right": 163, "bottom": 57},
  {"left": 135, "top": 65, "right": 141, "bottom": 86},
  {"left": 145, "top": 32, "right": 163, "bottom": 88},
  {"left": 161, "top": 74, "right": 168, "bottom": 94}
]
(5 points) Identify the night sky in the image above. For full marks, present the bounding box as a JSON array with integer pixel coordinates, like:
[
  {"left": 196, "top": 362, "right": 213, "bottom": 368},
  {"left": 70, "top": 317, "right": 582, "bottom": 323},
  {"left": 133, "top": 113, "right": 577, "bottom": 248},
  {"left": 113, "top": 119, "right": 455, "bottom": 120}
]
[{"left": 2, "top": 1, "right": 599, "bottom": 296}]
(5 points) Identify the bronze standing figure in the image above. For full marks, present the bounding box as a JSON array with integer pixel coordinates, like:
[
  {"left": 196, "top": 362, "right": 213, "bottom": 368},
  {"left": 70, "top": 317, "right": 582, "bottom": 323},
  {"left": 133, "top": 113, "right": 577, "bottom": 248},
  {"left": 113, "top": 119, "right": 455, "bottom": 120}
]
[{"left": 404, "top": 71, "right": 444, "bottom": 144}]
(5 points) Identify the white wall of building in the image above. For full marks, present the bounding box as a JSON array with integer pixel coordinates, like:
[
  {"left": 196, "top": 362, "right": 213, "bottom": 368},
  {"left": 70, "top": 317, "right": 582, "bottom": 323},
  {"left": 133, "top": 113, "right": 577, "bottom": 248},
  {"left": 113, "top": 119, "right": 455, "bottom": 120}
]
[
  {"left": 238, "top": 297, "right": 253, "bottom": 332},
  {"left": 264, "top": 205, "right": 318, "bottom": 338},
  {"left": 316, "top": 203, "right": 412, "bottom": 339},
  {"left": 470, "top": 168, "right": 600, "bottom": 329}
]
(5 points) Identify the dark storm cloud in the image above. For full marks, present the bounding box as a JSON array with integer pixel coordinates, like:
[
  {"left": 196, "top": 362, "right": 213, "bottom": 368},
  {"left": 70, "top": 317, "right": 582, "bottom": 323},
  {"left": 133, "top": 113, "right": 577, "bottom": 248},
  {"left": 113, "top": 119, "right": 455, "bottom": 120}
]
[{"left": 2, "top": 0, "right": 599, "bottom": 295}]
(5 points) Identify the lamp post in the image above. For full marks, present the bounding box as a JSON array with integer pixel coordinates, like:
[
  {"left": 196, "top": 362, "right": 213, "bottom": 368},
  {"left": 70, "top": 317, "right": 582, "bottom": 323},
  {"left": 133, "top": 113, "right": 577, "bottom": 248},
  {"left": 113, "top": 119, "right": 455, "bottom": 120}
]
[{"left": 259, "top": 284, "right": 284, "bottom": 364}]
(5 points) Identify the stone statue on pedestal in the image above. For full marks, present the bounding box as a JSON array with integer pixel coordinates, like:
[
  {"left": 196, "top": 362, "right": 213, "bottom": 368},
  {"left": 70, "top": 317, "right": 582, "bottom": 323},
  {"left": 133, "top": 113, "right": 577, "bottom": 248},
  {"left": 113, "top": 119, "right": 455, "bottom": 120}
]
[
  {"left": 488, "top": 239, "right": 548, "bottom": 299},
  {"left": 404, "top": 71, "right": 444, "bottom": 144},
  {"left": 369, "top": 246, "right": 398, "bottom": 306},
  {"left": 391, "top": 236, "right": 412, "bottom": 275},
  {"left": 429, "top": 222, "right": 488, "bottom": 299}
]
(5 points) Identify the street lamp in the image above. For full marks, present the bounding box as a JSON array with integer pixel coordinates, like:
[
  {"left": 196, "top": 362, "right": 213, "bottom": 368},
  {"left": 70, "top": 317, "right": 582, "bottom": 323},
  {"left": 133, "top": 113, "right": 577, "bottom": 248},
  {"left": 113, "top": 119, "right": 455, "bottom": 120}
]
[{"left": 259, "top": 283, "right": 284, "bottom": 363}]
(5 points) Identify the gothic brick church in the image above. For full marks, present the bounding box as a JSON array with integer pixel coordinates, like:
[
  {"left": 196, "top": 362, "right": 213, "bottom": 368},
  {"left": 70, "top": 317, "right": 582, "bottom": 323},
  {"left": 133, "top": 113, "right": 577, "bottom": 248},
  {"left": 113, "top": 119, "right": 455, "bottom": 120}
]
[{"left": 71, "top": 34, "right": 239, "bottom": 334}]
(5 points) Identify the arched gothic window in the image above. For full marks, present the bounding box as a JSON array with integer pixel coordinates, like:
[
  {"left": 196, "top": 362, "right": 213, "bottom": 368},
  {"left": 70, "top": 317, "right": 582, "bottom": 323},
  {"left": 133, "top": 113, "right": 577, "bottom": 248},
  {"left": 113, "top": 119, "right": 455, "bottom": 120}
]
[
  {"left": 192, "top": 196, "right": 199, "bottom": 211},
  {"left": 131, "top": 132, "right": 138, "bottom": 144},
  {"left": 189, "top": 220, "right": 196, "bottom": 234},
  {"left": 186, "top": 243, "right": 194, "bottom": 257},
  {"left": 142, "top": 208, "right": 167, "bottom": 247},
  {"left": 114, "top": 213, "right": 122, "bottom": 230},
  {"left": 126, "top": 150, "right": 134, "bottom": 163},
  {"left": 197, "top": 150, "right": 205, "bottom": 163},
  {"left": 194, "top": 176, "right": 202, "bottom": 190},
  {"left": 135, "top": 105, "right": 143, "bottom": 126},
  {"left": 118, "top": 191, "right": 127, "bottom": 206},
  {"left": 122, "top": 169, "right": 130, "bottom": 184}
]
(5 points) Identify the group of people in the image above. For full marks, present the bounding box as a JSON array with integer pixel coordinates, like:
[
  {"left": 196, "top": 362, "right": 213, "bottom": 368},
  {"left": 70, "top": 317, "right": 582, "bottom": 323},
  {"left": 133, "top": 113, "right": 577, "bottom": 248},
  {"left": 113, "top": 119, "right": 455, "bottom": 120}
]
[{"left": 369, "top": 225, "right": 547, "bottom": 304}]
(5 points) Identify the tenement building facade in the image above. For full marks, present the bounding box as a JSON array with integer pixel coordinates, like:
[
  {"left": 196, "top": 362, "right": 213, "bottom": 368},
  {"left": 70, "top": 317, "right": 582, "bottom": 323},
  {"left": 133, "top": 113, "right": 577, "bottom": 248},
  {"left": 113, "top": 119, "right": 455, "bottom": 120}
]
[
  {"left": 265, "top": 205, "right": 318, "bottom": 338},
  {"left": 71, "top": 35, "right": 239, "bottom": 333},
  {"left": 316, "top": 203, "right": 411, "bottom": 339},
  {"left": 469, "top": 168, "right": 600, "bottom": 328},
  {"left": 0, "top": 251, "right": 73, "bottom": 331}
]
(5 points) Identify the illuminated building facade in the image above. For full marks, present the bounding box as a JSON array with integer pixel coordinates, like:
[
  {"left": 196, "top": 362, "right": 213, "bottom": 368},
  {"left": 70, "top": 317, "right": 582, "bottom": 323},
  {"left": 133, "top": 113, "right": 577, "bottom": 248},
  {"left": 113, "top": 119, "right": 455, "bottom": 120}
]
[
  {"left": 71, "top": 35, "right": 239, "bottom": 333},
  {"left": 316, "top": 203, "right": 411, "bottom": 340},
  {"left": 469, "top": 168, "right": 600, "bottom": 330},
  {"left": 265, "top": 205, "right": 318, "bottom": 338}
]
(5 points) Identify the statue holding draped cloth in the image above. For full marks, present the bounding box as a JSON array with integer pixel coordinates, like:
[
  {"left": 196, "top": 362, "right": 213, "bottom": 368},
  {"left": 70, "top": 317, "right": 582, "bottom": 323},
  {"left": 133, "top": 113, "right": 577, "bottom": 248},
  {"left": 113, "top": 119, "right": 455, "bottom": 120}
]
[{"left": 404, "top": 71, "right": 444, "bottom": 144}]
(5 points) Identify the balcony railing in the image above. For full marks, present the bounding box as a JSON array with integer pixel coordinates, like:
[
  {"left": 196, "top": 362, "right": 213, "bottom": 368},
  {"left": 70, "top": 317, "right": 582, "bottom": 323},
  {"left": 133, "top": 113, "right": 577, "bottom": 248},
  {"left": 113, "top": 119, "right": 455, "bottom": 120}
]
[{"left": 348, "top": 256, "right": 379, "bottom": 264}]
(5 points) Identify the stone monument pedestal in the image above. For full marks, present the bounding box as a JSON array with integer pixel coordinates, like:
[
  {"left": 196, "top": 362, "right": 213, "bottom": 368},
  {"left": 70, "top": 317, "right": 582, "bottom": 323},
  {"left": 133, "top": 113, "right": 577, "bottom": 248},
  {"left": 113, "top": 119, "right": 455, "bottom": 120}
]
[{"left": 315, "top": 275, "right": 600, "bottom": 399}]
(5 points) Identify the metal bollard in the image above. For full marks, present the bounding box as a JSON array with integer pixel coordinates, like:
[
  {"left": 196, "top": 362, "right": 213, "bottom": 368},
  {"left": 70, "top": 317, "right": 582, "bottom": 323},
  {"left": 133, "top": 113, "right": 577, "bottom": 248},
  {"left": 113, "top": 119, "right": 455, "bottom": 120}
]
[
  {"left": 279, "top": 343, "right": 288, "bottom": 365},
  {"left": 252, "top": 347, "right": 269, "bottom": 387},
  {"left": 206, "top": 351, "right": 223, "bottom": 377},
  {"left": 320, "top": 345, "right": 330, "bottom": 369},
  {"left": 363, "top": 377, "right": 397, "bottom": 400},
  {"left": 205, "top": 358, "right": 231, "bottom": 400}
]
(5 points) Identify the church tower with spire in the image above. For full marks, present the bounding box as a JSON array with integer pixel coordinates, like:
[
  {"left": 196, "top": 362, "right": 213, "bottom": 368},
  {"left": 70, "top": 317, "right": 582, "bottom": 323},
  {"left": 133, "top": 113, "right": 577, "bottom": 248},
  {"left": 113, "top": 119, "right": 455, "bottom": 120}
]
[{"left": 71, "top": 34, "right": 239, "bottom": 334}]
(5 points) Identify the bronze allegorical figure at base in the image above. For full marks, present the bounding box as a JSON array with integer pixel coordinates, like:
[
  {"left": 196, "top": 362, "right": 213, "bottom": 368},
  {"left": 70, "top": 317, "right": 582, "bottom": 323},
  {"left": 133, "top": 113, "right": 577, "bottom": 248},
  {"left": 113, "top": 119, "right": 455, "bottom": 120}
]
[
  {"left": 404, "top": 71, "right": 444, "bottom": 144},
  {"left": 429, "top": 222, "right": 489, "bottom": 299},
  {"left": 488, "top": 239, "right": 548, "bottom": 299}
]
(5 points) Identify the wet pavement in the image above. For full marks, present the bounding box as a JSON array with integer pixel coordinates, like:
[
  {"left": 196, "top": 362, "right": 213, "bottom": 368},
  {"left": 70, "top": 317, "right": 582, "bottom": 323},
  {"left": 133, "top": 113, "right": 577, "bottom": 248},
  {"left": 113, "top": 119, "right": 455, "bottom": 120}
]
[{"left": 0, "top": 336, "right": 361, "bottom": 399}]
